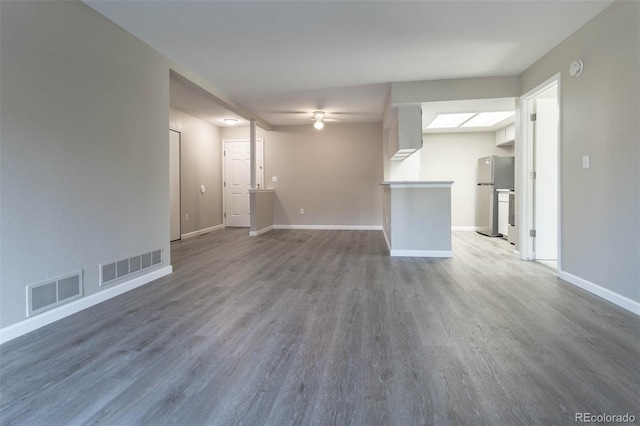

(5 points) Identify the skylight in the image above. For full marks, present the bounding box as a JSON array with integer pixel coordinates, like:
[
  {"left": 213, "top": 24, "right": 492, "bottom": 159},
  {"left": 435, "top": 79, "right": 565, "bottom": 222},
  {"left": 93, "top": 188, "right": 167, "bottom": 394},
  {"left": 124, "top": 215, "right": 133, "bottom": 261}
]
[
  {"left": 427, "top": 111, "right": 515, "bottom": 129},
  {"left": 426, "top": 113, "right": 475, "bottom": 129},
  {"left": 461, "top": 111, "right": 515, "bottom": 128}
]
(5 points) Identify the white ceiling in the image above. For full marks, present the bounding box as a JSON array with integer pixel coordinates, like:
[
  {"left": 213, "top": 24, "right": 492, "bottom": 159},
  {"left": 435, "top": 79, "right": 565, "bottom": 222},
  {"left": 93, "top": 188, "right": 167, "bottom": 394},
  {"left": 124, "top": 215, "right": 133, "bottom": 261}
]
[{"left": 86, "top": 0, "right": 611, "bottom": 127}]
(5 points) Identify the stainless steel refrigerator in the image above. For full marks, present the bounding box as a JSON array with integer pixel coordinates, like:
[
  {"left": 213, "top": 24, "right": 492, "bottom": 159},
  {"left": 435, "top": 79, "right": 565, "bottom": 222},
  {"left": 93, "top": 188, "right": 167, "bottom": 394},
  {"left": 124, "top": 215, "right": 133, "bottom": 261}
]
[{"left": 476, "top": 156, "right": 514, "bottom": 236}]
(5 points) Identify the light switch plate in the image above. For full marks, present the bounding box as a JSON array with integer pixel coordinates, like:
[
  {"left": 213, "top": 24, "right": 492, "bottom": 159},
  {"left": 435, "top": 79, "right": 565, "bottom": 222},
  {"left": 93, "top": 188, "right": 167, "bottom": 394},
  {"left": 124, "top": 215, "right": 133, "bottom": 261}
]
[
  {"left": 272, "top": 176, "right": 278, "bottom": 182},
  {"left": 582, "top": 155, "right": 590, "bottom": 169}
]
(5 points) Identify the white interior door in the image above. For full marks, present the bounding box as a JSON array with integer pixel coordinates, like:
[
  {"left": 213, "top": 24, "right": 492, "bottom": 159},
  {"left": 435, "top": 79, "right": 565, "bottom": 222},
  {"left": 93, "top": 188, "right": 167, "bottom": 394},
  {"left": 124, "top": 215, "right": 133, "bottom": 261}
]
[
  {"left": 534, "top": 91, "right": 559, "bottom": 260},
  {"left": 224, "top": 140, "right": 263, "bottom": 227},
  {"left": 169, "top": 130, "right": 181, "bottom": 241}
]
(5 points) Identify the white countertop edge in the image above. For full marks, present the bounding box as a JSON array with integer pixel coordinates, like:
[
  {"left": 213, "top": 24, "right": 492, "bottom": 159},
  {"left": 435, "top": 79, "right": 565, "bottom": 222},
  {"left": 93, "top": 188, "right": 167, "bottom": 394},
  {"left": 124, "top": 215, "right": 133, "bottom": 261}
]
[
  {"left": 248, "top": 189, "right": 275, "bottom": 193},
  {"left": 381, "top": 181, "right": 454, "bottom": 188}
]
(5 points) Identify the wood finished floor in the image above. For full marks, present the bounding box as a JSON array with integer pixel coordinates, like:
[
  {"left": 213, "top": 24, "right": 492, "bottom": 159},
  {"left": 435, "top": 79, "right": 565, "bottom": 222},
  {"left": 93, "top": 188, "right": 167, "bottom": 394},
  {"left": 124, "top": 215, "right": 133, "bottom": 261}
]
[{"left": 1, "top": 229, "right": 638, "bottom": 426}]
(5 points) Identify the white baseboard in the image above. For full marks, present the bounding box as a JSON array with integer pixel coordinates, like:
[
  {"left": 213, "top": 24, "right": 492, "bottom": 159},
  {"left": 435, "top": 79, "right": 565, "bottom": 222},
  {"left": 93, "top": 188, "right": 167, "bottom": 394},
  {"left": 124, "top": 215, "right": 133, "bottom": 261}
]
[
  {"left": 181, "top": 224, "right": 224, "bottom": 239},
  {"left": 383, "top": 229, "right": 451, "bottom": 258},
  {"left": 452, "top": 226, "right": 480, "bottom": 231},
  {"left": 249, "top": 225, "right": 274, "bottom": 237},
  {"left": 0, "top": 266, "right": 173, "bottom": 345},
  {"left": 558, "top": 270, "right": 640, "bottom": 315},
  {"left": 390, "top": 249, "right": 453, "bottom": 258},
  {"left": 273, "top": 225, "right": 383, "bottom": 231}
]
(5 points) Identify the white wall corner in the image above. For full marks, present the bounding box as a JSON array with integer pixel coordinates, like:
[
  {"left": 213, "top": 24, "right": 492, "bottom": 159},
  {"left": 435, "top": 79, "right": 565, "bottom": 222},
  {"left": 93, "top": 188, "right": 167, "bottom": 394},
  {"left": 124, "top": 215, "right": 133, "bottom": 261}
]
[{"left": 382, "top": 229, "right": 391, "bottom": 252}]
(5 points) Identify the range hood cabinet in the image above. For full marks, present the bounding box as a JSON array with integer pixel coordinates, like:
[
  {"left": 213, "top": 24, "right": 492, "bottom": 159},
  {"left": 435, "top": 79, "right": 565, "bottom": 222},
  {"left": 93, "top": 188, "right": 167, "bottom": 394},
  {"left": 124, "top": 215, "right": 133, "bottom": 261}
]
[{"left": 388, "top": 104, "right": 423, "bottom": 161}]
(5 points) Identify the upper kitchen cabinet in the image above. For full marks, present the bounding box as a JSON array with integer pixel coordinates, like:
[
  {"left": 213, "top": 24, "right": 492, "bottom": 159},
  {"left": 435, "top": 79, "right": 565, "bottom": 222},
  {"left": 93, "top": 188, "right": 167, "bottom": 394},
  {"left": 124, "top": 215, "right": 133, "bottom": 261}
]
[
  {"left": 496, "top": 123, "right": 515, "bottom": 146},
  {"left": 388, "top": 104, "right": 423, "bottom": 161}
]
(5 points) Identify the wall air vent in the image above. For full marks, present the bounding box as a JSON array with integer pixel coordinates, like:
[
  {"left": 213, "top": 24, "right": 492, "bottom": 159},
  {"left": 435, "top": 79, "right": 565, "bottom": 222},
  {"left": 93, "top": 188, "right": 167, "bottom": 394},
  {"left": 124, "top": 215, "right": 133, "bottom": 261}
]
[
  {"left": 27, "top": 271, "right": 83, "bottom": 317},
  {"left": 100, "top": 249, "right": 162, "bottom": 286}
]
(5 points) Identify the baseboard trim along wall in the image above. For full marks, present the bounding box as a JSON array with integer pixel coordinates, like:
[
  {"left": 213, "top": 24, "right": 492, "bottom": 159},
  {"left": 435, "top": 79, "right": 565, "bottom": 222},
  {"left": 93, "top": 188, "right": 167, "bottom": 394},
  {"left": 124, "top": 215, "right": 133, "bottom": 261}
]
[
  {"left": 390, "top": 250, "right": 454, "bottom": 258},
  {"left": 451, "top": 226, "right": 480, "bottom": 231},
  {"left": 181, "top": 224, "right": 224, "bottom": 239},
  {"left": 249, "top": 225, "right": 274, "bottom": 237},
  {"left": 0, "top": 266, "right": 173, "bottom": 345},
  {"left": 273, "top": 225, "right": 383, "bottom": 231},
  {"left": 558, "top": 270, "right": 640, "bottom": 316}
]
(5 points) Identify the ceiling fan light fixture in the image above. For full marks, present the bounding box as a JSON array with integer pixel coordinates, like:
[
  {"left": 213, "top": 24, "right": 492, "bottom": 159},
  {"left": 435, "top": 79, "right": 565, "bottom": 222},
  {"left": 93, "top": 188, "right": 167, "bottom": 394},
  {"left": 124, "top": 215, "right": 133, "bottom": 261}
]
[{"left": 313, "top": 111, "right": 325, "bottom": 130}]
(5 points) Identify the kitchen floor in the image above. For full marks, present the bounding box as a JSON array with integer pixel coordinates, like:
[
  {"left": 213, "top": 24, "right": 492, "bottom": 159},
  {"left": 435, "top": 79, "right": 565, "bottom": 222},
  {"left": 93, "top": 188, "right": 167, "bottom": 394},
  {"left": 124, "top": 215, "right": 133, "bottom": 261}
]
[
  {"left": 536, "top": 259, "right": 559, "bottom": 271},
  {"left": 474, "top": 233, "right": 560, "bottom": 272}
]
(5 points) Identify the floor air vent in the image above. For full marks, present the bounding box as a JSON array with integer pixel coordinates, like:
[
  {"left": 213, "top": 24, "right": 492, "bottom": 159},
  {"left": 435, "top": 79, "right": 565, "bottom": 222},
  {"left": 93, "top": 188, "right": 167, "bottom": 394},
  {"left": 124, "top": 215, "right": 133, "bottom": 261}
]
[
  {"left": 100, "top": 249, "right": 162, "bottom": 286},
  {"left": 27, "top": 271, "right": 83, "bottom": 317}
]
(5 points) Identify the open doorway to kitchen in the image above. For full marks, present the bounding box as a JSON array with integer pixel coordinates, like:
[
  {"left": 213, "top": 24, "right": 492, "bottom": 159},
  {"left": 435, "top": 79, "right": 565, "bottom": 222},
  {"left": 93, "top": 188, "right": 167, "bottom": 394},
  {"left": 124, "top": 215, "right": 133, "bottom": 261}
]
[{"left": 520, "top": 74, "right": 560, "bottom": 271}]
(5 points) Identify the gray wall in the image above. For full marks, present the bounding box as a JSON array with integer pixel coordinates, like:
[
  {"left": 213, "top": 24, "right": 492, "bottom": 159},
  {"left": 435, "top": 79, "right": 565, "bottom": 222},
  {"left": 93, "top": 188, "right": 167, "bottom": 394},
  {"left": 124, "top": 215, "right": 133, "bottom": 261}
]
[
  {"left": 382, "top": 187, "right": 392, "bottom": 244},
  {"left": 169, "top": 108, "right": 223, "bottom": 235},
  {"left": 420, "top": 132, "right": 514, "bottom": 228},
  {"left": 0, "top": 2, "right": 170, "bottom": 328},
  {"left": 219, "top": 126, "right": 255, "bottom": 140},
  {"left": 222, "top": 123, "right": 383, "bottom": 227},
  {"left": 250, "top": 191, "right": 275, "bottom": 233},
  {"left": 520, "top": 1, "right": 639, "bottom": 302},
  {"left": 390, "top": 188, "right": 452, "bottom": 251}
]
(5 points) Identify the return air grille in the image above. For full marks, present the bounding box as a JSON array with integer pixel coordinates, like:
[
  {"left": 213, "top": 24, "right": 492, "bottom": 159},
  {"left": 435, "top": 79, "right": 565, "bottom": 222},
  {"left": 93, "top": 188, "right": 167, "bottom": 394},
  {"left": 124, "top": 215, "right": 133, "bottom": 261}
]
[
  {"left": 27, "top": 271, "right": 83, "bottom": 317},
  {"left": 100, "top": 249, "right": 162, "bottom": 286}
]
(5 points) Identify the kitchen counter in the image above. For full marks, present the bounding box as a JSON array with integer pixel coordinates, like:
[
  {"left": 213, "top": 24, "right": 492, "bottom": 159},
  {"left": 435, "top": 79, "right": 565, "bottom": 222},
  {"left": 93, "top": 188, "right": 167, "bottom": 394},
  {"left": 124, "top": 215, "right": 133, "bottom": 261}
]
[
  {"left": 381, "top": 181, "right": 453, "bottom": 257},
  {"left": 249, "top": 189, "right": 275, "bottom": 237}
]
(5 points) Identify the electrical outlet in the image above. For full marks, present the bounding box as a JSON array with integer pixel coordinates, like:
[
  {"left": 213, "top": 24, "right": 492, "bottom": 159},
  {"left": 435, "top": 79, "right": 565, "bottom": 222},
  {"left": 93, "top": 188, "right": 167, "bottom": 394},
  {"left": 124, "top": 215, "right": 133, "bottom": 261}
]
[
  {"left": 582, "top": 155, "right": 590, "bottom": 169},
  {"left": 300, "top": 208, "right": 305, "bottom": 215},
  {"left": 185, "top": 213, "right": 189, "bottom": 221},
  {"left": 272, "top": 176, "right": 278, "bottom": 182}
]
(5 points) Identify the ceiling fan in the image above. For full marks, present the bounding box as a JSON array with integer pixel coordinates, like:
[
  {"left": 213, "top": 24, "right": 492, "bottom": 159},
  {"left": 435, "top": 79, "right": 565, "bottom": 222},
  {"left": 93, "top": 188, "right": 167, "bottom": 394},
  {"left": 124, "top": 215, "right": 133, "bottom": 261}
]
[{"left": 277, "top": 110, "right": 368, "bottom": 123}]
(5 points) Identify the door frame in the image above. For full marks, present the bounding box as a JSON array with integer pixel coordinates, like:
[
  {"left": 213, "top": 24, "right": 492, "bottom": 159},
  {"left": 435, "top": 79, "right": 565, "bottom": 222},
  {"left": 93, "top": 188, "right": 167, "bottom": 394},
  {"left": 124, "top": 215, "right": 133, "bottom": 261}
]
[
  {"left": 221, "top": 139, "right": 264, "bottom": 227},
  {"left": 169, "top": 129, "right": 182, "bottom": 241},
  {"left": 518, "top": 73, "right": 561, "bottom": 270}
]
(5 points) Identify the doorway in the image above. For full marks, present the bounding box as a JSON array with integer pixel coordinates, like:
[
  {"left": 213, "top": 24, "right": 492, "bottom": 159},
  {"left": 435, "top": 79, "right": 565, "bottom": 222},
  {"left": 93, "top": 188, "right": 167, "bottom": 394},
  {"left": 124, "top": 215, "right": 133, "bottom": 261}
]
[
  {"left": 223, "top": 139, "right": 264, "bottom": 227},
  {"left": 169, "top": 129, "right": 181, "bottom": 241},
  {"left": 520, "top": 75, "right": 560, "bottom": 271}
]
